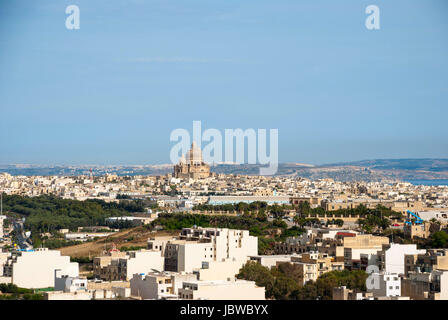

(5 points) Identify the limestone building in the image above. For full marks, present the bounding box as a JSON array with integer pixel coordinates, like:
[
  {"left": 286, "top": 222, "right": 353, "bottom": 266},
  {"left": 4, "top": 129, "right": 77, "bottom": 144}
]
[
  {"left": 148, "top": 227, "right": 258, "bottom": 273},
  {"left": 174, "top": 142, "right": 210, "bottom": 179},
  {"left": 2, "top": 248, "right": 79, "bottom": 289}
]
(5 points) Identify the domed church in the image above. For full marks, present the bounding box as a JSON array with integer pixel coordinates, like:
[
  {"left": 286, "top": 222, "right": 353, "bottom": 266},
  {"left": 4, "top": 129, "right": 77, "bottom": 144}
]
[{"left": 173, "top": 142, "right": 210, "bottom": 179}]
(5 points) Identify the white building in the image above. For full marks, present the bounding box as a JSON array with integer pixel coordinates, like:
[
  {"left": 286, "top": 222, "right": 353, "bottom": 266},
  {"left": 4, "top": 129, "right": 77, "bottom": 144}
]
[
  {"left": 198, "top": 258, "right": 245, "bottom": 281},
  {"left": 368, "top": 272, "right": 401, "bottom": 298},
  {"left": 44, "top": 290, "right": 91, "bottom": 300},
  {"left": 3, "top": 248, "right": 78, "bottom": 289},
  {"left": 54, "top": 269, "right": 88, "bottom": 292},
  {"left": 178, "top": 279, "right": 265, "bottom": 300},
  {"left": 151, "top": 227, "right": 258, "bottom": 273},
  {"left": 383, "top": 243, "right": 426, "bottom": 275},
  {"left": 249, "top": 255, "right": 296, "bottom": 269},
  {"left": 121, "top": 250, "right": 165, "bottom": 280},
  {"left": 130, "top": 271, "right": 197, "bottom": 300}
]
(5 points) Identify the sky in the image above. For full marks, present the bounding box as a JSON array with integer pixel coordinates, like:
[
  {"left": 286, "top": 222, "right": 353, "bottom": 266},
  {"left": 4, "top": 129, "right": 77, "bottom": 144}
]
[{"left": 0, "top": 0, "right": 447, "bottom": 165}]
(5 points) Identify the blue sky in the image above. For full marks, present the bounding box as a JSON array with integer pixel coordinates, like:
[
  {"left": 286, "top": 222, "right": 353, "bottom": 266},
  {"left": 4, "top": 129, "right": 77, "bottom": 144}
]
[{"left": 0, "top": 0, "right": 447, "bottom": 165}]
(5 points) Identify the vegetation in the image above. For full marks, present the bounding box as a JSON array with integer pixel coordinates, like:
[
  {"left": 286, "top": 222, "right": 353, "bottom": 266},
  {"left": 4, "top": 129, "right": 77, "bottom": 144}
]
[
  {"left": 120, "top": 245, "right": 146, "bottom": 252},
  {"left": 42, "top": 239, "right": 85, "bottom": 249},
  {"left": 431, "top": 231, "right": 448, "bottom": 247},
  {"left": 2, "top": 194, "right": 145, "bottom": 233},
  {"left": 0, "top": 283, "right": 44, "bottom": 300},
  {"left": 70, "top": 256, "right": 93, "bottom": 264},
  {"left": 237, "top": 261, "right": 368, "bottom": 300}
]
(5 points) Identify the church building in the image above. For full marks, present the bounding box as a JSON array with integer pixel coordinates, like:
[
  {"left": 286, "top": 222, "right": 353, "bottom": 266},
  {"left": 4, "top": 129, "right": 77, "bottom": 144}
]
[{"left": 173, "top": 142, "right": 211, "bottom": 179}]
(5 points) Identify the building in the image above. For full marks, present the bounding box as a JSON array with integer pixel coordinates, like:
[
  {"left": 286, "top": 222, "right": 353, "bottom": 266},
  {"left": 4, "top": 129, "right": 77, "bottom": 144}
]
[
  {"left": 178, "top": 279, "right": 265, "bottom": 300},
  {"left": 0, "top": 215, "right": 6, "bottom": 238},
  {"left": 64, "top": 232, "right": 115, "bottom": 242},
  {"left": 197, "top": 258, "right": 245, "bottom": 281},
  {"left": 404, "top": 249, "right": 448, "bottom": 276},
  {"left": 404, "top": 222, "right": 430, "bottom": 239},
  {"left": 208, "top": 196, "right": 290, "bottom": 205},
  {"left": 343, "top": 234, "right": 389, "bottom": 270},
  {"left": 273, "top": 252, "right": 344, "bottom": 285},
  {"left": 149, "top": 227, "right": 258, "bottom": 273},
  {"left": 333, "top": 286, "right": 375, "bottom": 300},
  {"left": 93, "top": 250, "right": 164, "bottom": 281},
  {"left": 44, "top": 290, "right": 91, "bottom": 300},
  {"left": 367, "top": 272, "right": 401, "bottom": 298},
  {"left": 174, "top": 142, "right": 210, "bottom": 179},
  {"left": 2, "top": 248, "right": 78, "bottom": 289},
  {"left": 54, "top": 269, "right": 88, "bottom": 292},
  {"left": 401, "top": 270, "right": 448, "bottom": 300},
  {"left": 130, "top": 271, "right": 197, "bottom": 300},
  {"left": 249, "top": 255, "right": 297, "bottom": 269},
  {"left": 378, "top": 243, "right": 426, "bottom": 275},
  {"left": 47, "top": 269, "right": 91, "bottom": 300}
]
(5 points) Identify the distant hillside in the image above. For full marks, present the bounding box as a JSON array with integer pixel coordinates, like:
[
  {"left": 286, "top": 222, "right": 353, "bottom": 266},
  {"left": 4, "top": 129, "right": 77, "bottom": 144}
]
[
  {"left": 2, "top": 159, "right": 448, "bottom": 182},
  {"left": 323, "top": 159, "right": 448, "bottom": 172}
]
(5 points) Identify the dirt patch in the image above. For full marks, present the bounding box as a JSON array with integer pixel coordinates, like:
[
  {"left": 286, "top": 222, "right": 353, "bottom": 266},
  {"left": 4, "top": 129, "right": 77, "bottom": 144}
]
[{"left": 59, "top": 227, "right": 178, "bottom": 258}]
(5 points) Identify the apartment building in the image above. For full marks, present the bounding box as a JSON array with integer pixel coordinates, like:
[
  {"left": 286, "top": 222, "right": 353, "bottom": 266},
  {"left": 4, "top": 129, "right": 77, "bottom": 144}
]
[
  {"left": 403, "top": 222, "right": 430, "bottom": 239},
  {"left": 249, "top": 255, "right": 297, "bottom": 269},
  {"left": 404, "top": 249, "right": 448, "bottom": 276},
  {"left": 178, "top": 279, "right": 265, "bottom": 300},
  {"left": 3, "top": 248, "right": 78, "bottom": 289},
  {"left": 401, "top": 270, "right": 448, "bottom": 300},
  {"left": 130, "top": 271, "right": 197, "bottom": 300},
  {"left": 367, "top": 272, "right": 401, "bottom": 298},
  {"left": 343, "top": 234, "right": 389, "bottom": 270},
  {"left": 93, "top": 250, "right": 164, "bottom": 281},
  {"left": 333, "top": 286, "right": 374, "bottom": 300},
  {"left": 377, "top": 243, "right": 426, "bottom": 275},
  {"left": 149, "top": 227, "right": 258, "bottom": 273},
  {"left": 294, "top": 252, "right": 344, "bottom": 277}
]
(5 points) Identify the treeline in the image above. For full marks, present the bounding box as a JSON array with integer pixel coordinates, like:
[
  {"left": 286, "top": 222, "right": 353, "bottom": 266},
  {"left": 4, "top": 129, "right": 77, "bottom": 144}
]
[
  {"left": 2, "top": 195, "right": 145, "bottom": 233},
  {"left": 194, "top": 201, "right": 402, "bottom": 220},
  {"left": 237, "top": 262, "right": 367, "bottom": 300},
  {"left": 153, "top": 213, "right": 276, "bottom": 234},
  {"left": 193, "top": 201, "right": 293, "bottom": 217}
]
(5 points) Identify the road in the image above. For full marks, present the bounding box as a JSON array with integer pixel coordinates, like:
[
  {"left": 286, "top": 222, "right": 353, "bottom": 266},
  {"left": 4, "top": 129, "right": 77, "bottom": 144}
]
[{"left": 12, "top": 219, "right": 33, "bottom": 250}]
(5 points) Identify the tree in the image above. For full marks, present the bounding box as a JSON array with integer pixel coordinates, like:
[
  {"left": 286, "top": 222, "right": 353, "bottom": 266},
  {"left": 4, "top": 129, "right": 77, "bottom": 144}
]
[
  {"left": 298, "top": 201, "right": 311, "bottom": 216},
  {"left": 237, "top": 262, "right": 275, "bottom": 298},
  {"left": 431, "top": 231, "right": 448, "bottom": 248}
]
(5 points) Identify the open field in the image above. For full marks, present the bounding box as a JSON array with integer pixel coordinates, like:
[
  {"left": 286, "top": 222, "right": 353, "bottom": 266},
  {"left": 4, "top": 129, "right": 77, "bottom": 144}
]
[{"left": 59, "top": 227, "right": 178, "bottom": 258}]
